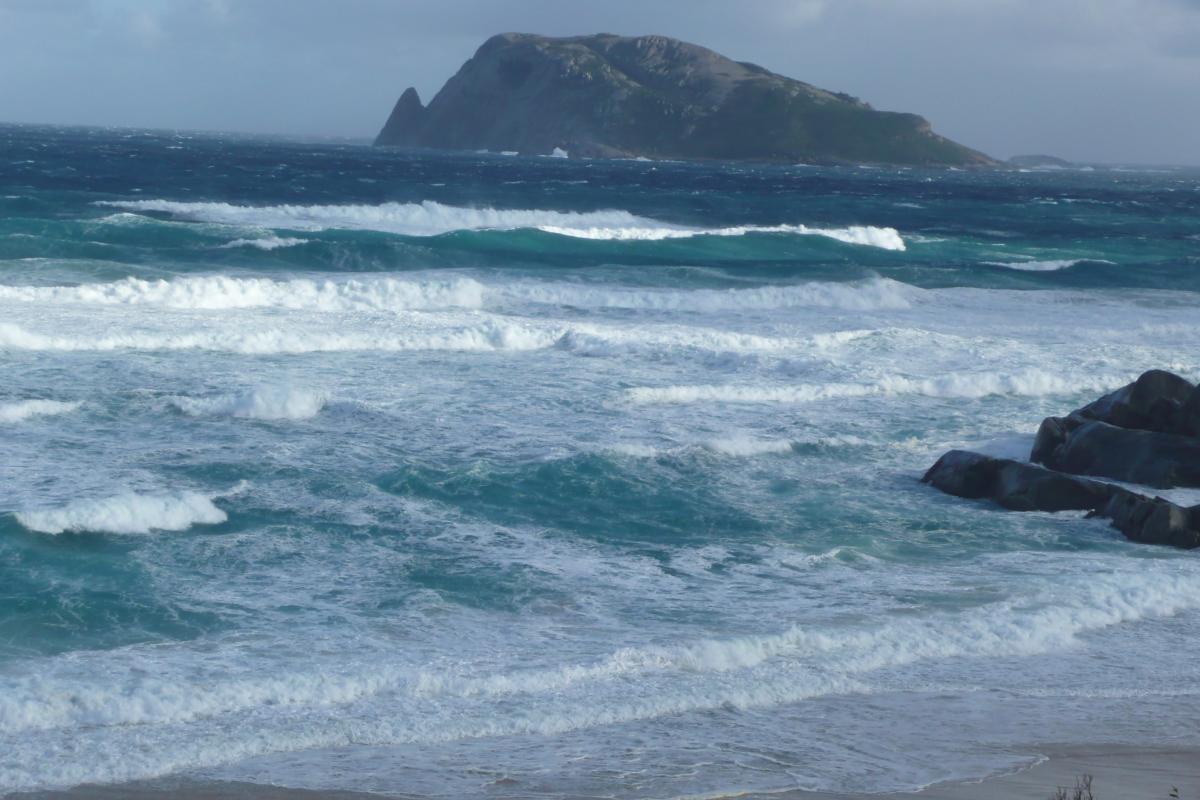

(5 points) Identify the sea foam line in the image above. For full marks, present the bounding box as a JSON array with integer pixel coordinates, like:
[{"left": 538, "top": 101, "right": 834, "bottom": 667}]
[
  {"left": 2, "top": 567, "right": 1195, "bottom": 735},
  {"left": 0, "top": 275, "right": 916, "bottom": 313},
  {"left": 0, "top": 275, "right": 486, "bottom": 312},
  {"left": 626, "top": 370, "right": 1132, "bottom": 405}
]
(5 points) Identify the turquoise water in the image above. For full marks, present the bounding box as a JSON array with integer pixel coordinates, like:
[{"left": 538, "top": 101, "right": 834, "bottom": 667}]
[{"left": 2, "top": 123, "right": 1199, "bottom": 797}]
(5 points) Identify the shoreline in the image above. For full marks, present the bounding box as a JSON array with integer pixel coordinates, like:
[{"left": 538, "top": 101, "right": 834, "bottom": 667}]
[
  {"left": 11, "top": 745, "right": 1200, "bottom": 800},
  {"left": 782, "top": 745, "right": 1200, "bottom": 800}
]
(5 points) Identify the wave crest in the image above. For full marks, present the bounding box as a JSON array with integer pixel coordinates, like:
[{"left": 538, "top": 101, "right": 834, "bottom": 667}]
[
  {"left": 170, "top": 386, "right": 327, "bottom": 420},
  {"left": 627, "top": 369, "right": 1131, "bottom": 405},
  {"left": 0, "top": 275, "right": 486, "bottom": 312},
  {"left": 0, "top": 399, "right": 81, "bottom": 423},
  {"left": 15, "top": 491, "right": 228, "bottom": 535}
]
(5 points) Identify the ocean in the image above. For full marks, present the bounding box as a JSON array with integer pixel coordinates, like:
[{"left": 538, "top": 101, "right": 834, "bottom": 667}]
[{"left": 1, "top": 123, "right": 1198, "bottom": 798}]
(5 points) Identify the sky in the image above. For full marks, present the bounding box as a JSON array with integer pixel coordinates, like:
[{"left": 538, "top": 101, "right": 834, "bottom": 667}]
[{"left": 1, "top": 0, "right": 1198, "bottom": 164}]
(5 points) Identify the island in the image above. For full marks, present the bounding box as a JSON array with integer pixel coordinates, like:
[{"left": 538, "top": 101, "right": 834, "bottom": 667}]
[{"left": 374, "top": 33, "right": 996, "bottom": 167}]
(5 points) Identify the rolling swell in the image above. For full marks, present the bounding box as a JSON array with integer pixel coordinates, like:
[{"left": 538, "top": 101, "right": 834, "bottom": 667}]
[{"left": 378, "top": 452, "right": 768, "bottom": 545}]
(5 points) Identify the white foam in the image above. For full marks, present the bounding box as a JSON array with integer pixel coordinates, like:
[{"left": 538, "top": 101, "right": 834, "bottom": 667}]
[
  {"left": 414, "top": 569, "right": 1200, "bottom": 701},
  {"left": 219, "top": 236, "right": 308, "bottom": 251},
  {"left": 0, "top": 275, "right": 914, "bottom": 314},
  {"left": 500, "top": 277, "right": 916, "bottom": 311},
  {"left": 606, "top": 437, "right": 796, "bottom": 459},
  {"left": 96, "top": 199, "right": 656, "bottom": 238},
  {"left": 0, "top": 319, "right": 565, "bottom": 355},
  {"left": 1, "top": 565, "right": 1197, "bottom": 792},
  {"left": 0, "top": 400, "right": 81, "bottom": 423},
  {"left": 702, "top": 436, "right": 796, "bottom": 457},
  {"left": 95, "top": 199, "right": 904, "bottom": 249},
  {"left": 170, "top": 386, "right": 327, "bottom": 420},
  {"left": 627, "top": 369, "right": 1129, "bottom": 405},
  {"left": 0, "top": 275, "right": 486, "bottom": 312},
  {"left": 540, "top": 222, "right": 906, "bottom": 250},
  {"left": 984, "top": 259, "right": 1084, "bottom": 272},
  {"left": 15, "top": 491, "right": 227, "bottom": 535},
  {"left": 607, "top": 443, "right": 663, "bottom": 458}
]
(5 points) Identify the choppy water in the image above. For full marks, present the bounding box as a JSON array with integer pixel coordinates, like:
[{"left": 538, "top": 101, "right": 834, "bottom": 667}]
[{"left": 2, "top": 123, "right": 1199, "bottom": 798}]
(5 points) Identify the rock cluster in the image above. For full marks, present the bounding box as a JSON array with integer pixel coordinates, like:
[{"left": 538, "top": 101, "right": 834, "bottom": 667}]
[{"left": 923, "top": 370, "right": 1200, "bottom": 549}]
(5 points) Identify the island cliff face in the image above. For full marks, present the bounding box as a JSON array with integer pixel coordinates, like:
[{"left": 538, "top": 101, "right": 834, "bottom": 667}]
[{"left": 375, "top": 33, "right": 995, "bottom": 166}]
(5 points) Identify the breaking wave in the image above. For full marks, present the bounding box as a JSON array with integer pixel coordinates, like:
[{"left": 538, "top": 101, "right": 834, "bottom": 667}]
[
  {"left": 170, "top": 386, "right": 327, "bottom": 420},
  {"left": 15, "top": 491, "right": 228, "bottom": 535},
  {"left": 414, "top": 569, "right": 1200, "bottom": 700},
  {"left": 0, "top": 276, "right": 486, "bottom": 312},
  {"left": 0, "top": 399, "right": 81, "bottom": 423},
  {"left": 984, "top": 258, "right": 1114, "bottom": 272},
  {"left": 0, "top": 317, "right": 818, "bottom": 357},
  {"left": 3, "top": 568, "right": 1195, "bottom": 750},
  {"left": 219, "top": 236, "right": 309, "bottom": 250},
  {"left": 96, "top": 199, "right": 904, "bottom": 249},
  {"left": 0, "top": 275, "right": 912, "bottom": 313},
  {"left": 540, "top": 223, "right": 906, "bottom": 250},
  {"left": 627, "top": 369, "right": 1131, "bottom": 405},
  {"left": 96, "top": 199, "right": 660, "bottom": 237},
  {"left": 0, "top": 320, "right": 560, "bottom": 355},
  {"left": 702, "top": 436, "right": 797, "bottom": 457}
]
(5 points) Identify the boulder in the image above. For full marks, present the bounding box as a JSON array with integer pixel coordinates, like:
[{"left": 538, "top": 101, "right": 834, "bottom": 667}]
[
  {"left": 923, "top": 450, "right": 1109, "bottom": 512},
  {"left": 1179, "top": 387, "right": 1200, "bottom": 438},
  {"left": 1099, "top": 490, "right": 1200, "bottom": 549},
  {"left": 1074, "top": 369, "right": 1196, "bottom": 434},
  {"left": 1032, "top": 417, "right": 1200, "bottom": 489},
  {"left": 923, "top": 450, "right": 1200, "bottom": 549}
]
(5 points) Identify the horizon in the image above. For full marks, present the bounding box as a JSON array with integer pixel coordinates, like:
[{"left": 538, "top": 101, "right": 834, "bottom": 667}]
[
  {"left": 0, "top": 1, "right": 1197, "bottom": 166},
  {"left": 5, "top": 118, "right": 1200, "bottom": 170}
]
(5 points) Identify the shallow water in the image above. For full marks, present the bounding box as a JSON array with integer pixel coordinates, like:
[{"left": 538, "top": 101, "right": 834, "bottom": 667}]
[{"left": 2, "top": 123, "right": 1199, "bottom": 797}]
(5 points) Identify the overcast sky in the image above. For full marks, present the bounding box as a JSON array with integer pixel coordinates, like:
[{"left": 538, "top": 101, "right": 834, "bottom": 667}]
[{"left": 1, "top": 0, "right": 1198, "bottom": 164}]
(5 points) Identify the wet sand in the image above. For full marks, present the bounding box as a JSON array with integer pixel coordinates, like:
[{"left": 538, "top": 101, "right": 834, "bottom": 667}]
[
  {"left": 793, "top": 746, "right": 1200, "bottom": 800},
  {"left": 11, "top": 745, "right": 1200, "bottom": 800}
]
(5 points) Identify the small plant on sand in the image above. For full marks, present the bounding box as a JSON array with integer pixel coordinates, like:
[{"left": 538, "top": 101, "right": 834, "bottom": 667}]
[{"left": 1050, "top": 774, "right": 1094, "bottom": 800}]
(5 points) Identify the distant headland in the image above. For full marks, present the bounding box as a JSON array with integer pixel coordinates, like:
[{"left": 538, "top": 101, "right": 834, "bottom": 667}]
[{"left": 374, "top": 33, "right": 996, "bottom": 167}]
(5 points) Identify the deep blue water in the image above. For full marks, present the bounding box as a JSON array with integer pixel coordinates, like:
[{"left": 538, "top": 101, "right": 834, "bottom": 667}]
[{"left": 1, "top": 123, "right": 1199, "bottom": 797}]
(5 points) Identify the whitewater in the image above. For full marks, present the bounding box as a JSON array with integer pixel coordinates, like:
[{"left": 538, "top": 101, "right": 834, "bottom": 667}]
[{"left": 1, "top": 123, "right": 1199, "bottom": 799}]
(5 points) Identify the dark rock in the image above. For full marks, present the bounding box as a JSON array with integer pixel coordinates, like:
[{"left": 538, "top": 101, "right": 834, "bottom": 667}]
[
  {"left": 1033, "top": 418, "right": 1200, "bottom": 489},
  {"left": 374, "top": 33, "right": 997, "bottom": 166},
  {"left": 923, "top": 450, "right": 1109, "bottom": 512},
  {"left": 1178, "top": 387, "right": 1200, "bottom": 438},
  {"left": 377, "top": 87, "right": 427, "bottom": 148},
  {"left": 1030, "top": 415, "right": 1069, "bottom": 465},
  {"left": 1098, "top": 490, "right": 1200, "bottom": 549},
  {"left": 923, "top": 450, "right": 1200, "bottom": 549},
  {"left": 1075, "top": 369, "right": 1195, "bottom": 433}
]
